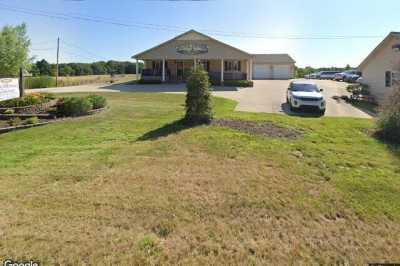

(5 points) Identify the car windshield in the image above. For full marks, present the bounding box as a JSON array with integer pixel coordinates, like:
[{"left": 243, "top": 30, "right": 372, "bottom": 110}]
[{"left": 291, "top": 83, "right": 318, "bottom": 92}]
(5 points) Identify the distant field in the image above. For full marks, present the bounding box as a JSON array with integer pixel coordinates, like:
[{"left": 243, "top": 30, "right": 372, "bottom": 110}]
[
  {"left": 25, "top": 74, "right": 137, "bottom": 89},
  {"left": 58, "top": 74, "right": 137, "bottom": 86}
]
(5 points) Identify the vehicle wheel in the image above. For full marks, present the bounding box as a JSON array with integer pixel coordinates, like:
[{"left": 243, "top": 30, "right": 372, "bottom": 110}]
[
  {"left": 289, "top": 103, "right": 296, "bottom": 112},
  {"left": 319, "top": 109, "right": 326, "bottom": 116}
]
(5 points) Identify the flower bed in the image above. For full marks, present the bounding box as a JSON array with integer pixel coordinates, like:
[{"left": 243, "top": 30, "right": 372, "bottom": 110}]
[{"left": 0, "top": 94, "right": 108, "bottom": 134}]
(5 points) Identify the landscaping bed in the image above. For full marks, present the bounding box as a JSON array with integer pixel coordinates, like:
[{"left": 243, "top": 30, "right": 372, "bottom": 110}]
[
  {"left": 0, "top": 93, "right": 107, "bottom": 134},
  {"left": 212, "top": 119, "right": 302, "bottom": 139}
]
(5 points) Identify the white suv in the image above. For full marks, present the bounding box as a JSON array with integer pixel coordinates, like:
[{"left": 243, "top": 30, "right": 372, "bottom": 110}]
[{"left": 287, "top": 81, "right": 326, "bottom": 115}]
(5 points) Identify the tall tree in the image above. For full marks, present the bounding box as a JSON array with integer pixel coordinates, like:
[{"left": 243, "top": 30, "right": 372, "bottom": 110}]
[
  {"left": 0, "top": 23, "right": 31, "bottom": 76},
  {"left": 35, "top": 59, "right": 52, "bottom": 76}
]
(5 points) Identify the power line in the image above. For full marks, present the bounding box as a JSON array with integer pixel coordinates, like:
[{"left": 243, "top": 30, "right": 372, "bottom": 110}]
[
  {"left": 31, "top": 47, "right": 56, "bottom": 51},
  {"left": 61, "top": 40, "right": 109, "bottom": 61},
  {"left": 0, "top": 3, "right": 385, "bottom": 40}
]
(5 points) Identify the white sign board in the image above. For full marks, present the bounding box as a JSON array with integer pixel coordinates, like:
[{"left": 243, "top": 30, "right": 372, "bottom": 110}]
[{"left": 0, "top": 78, "right": 20, "bottom": 101}]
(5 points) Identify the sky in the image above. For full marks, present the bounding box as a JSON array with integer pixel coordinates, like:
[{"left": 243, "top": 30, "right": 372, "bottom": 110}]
[{"left": 0, "top": 0, "right": 399, "bottom": 68}]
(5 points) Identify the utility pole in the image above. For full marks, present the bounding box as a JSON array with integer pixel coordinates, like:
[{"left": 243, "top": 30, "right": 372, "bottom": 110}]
[{"left": 56, "top": 37, "right": 60, "bottom": 87}]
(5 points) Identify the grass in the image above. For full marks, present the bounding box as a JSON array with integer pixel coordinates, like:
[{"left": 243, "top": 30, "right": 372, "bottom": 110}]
[{"left": 0, "top": 92, "right": 399, "bottom": 265}]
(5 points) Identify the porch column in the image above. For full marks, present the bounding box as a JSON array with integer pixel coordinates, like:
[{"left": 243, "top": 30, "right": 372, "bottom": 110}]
[
  {"left": 221, "top": 58, "right": 224, "bottom": 83},
  {"left": 162, "top": 58, "right": 166, "bottom": 82},
  {"left": 246, "top": 60, "right": 250, "bottom": 81},
  {"left": 193, "top": 58, "right": 197, "bottom": 70},
  {"left": 136, "top": 59, "right": 139, "bottom": 81},
  {"left": 249, "top": 58, "right": 253, "bottom": 81}
]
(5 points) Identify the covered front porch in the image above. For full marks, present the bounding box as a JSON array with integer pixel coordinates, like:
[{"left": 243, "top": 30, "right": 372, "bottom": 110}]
[{"left": 138, "top": 58, "right": 252, "bottom": 83}]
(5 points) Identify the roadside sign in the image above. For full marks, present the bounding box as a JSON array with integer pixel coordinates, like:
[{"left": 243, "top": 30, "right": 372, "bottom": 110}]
[{"left": 0, "top": 78, "right": 20, "bottom": 101}]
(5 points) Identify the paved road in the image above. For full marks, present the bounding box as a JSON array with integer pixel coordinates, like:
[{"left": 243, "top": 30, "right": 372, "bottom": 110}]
[{"left": 28, "top": 80, "right": 372, "bottom": 118}]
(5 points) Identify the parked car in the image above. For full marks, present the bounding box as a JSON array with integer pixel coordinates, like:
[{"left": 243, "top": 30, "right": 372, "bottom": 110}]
[
  {"left": 286, "top": 81, "right": 326, "bottom": 115},
  {"left": 333, "top": 72, "right": 345, "bottom": 81},
  {"left": 343, "top": 70, "right": 362, "bottom": 83},
  {"left": 319, "top": 71, "right": 341, "bottom": 80},
  {"left": 310, "top": 73, "right": 317, "bottom": 79},
  {"left": 356, "top": 77, "right": 365, "bottom": 84}
]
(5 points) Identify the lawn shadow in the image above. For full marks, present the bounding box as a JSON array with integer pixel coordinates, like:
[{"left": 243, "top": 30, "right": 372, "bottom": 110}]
[
  {"left": 280, "top": 103, "right": 324, "bottom": 118},
  {"left": 136, "top": 118, "right": 194, "bottom": 141},
  {"left": 373, "top": 130, "right": 400, "bottom": 159}
]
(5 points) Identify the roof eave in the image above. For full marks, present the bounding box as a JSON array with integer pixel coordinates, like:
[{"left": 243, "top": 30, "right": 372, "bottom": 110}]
[{"left": 132, "top": 29, "right": 252, "bottom": 59}]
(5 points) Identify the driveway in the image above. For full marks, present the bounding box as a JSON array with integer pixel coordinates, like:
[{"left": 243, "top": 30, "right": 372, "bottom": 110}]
[
  {"left": 216, "top": 79, "right": 372, "bottom": 118},
  {"left": 28, "top": 80, "right": 372, "bottom": 118}
]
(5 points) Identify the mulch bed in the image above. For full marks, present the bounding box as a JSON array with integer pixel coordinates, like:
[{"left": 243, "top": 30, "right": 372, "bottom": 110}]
[{"left": 212, "top": 119, "right": 302, "bottom": 140}]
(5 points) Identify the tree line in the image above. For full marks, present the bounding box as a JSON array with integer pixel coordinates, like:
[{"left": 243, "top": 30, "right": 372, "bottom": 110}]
[
  {"left": 295, "top": 65, "right": 353, "bottom": 78},
  {"left": 31, "top": 59, "right": 143, "bottom": 77},
  {"left": 0, "top": 23, "right": 142, "bottom": 77}
]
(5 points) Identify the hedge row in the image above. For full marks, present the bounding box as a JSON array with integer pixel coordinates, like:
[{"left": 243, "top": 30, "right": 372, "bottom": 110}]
[
  {"left": 210, "top": 80, "right": 254, "bottom": 87},
  {"left": 25, "top": 76, "right": 56, "bottom": 89}
]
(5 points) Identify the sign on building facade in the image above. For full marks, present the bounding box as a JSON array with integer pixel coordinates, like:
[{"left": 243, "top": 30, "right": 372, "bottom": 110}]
[
  {"left": 0, "top": 78, "right": 20, "bottom": 101},
  {"left": 176, "top": 43, "right": 208, "bottom": 55}
]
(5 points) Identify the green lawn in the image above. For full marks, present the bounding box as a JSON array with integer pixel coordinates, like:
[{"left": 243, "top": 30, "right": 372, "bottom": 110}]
[{"left": 0, "top": 92, "right": 399, "bottom": 265}]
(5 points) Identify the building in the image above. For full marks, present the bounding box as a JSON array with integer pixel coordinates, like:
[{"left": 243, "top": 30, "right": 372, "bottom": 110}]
[
  {"left": 132, "top": 30, "right": 295, "bottom": 83},
  {"left": 358, "top": 32, "right": 400, "bottom": 102}
]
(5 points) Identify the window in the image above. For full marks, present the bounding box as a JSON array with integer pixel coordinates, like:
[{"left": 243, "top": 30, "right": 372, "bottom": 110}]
[
  {"left": 385, "top": 71, "right": 392, "bottom": 87},
  {"left": 224, "top": 60, "right": 241, "bottom": 72}
]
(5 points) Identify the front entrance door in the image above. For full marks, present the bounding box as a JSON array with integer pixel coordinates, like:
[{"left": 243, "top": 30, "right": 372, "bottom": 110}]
[{"left": 176, "top": 61, "right": 184, "bottom": 81}]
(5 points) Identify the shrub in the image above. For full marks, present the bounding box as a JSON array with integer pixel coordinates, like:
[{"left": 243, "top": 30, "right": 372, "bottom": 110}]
[
  {"left": 210, "top": 80, "right": 254, "bottom": 87},
  {"left": 7, "top": 117, "right": 21, "bottom": 127},
  {"left": 137, "top": 79, "right": 162, "bottom": 84},
  {"left": 0, "top": 92, "right": 56, "bottom": 108},
  {"left": 377, "top": 84, "right": 400, "bottom": 143},
  {"left": 184, "top": 65, "right": 213, "bottom": 125},
  {"left": 57, "top": 97, "right": 93, "bottom": 117},
  {"left": 224, "top": 80, "right": 254, "bottom": 87},
  {"left": 23, "top": 116, "right": 39, "bottom": 125},
  {"left": 4, "top": 108, "right": 15, "bottom": 114},
  {"left": 25, "top": 76, "right": 56, "bottom": 89},
  {"left": 86, "top": 95, "right": 107, "bottom": 109}
]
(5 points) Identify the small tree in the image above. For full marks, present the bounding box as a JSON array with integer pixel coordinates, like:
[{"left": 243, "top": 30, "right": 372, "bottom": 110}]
[
  {"left": 184, "top": 65, "right": 213, "bottom": 125},
  {"left": 0, "top": 23, "right": 31, "bottom": 76},
  {"left": 377, "top": 83, "right": 400, "bottom": 143}
]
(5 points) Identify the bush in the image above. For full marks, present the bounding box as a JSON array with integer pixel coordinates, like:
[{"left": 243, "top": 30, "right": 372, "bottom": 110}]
[
  {"left": 86, "top": 95, "right": 107, "bottom": 109},
  {"left": 4, "top": 108, "right": 15, "bottom": 114},
  {"left": 0, "top": 92, "right": 55, "bottom": 108},
  {"left": 210, "top": 80, "right": 254, "bottom": 87},
  {"left": 25, "top": 76, "right": 56, "bottom": 89},
  {"left": 57, "top": 97, "right": 93, "bottom": 117},
  {"left": 137, "top": 79, "right": 162, "bottom": 84},
  {"left": 7, "top": 117, "right": 21, "bottom": 127},
  {"left": 184, "top": 65, "right": 213, "bottom": 125},
  {"left": 377, "top": 85, "right": 400, "bottom": 143},
  {"left": 23, "top": 116, "right": 39, "bottom": 125}
]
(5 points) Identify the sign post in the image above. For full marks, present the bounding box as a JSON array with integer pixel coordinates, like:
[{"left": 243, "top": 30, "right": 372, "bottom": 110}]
[{"left": 19, "top": 67, "right": 24, "bottom": 97}]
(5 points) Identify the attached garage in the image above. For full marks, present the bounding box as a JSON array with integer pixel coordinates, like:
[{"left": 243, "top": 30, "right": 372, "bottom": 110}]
[
  {"left": 252, "top": 54, "right": 295, "bottom": 80},
  {"left": 253, "top": 64, "right": 272, "bottom": 79}
]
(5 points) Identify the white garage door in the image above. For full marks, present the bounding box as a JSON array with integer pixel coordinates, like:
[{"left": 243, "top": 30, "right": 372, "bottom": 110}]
[
  {"left": 273, "top": 65, "right": 291, "bottom": 79},
  {"left": 253, "top": 64, "right": 272, "bottom": 79}
]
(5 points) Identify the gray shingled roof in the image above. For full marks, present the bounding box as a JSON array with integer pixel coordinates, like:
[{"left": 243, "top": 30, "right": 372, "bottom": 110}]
[{"left": 252, "top": 54, "right": 296, "bottom": 64}]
